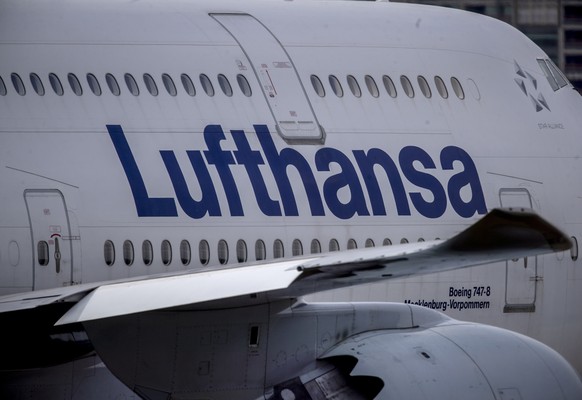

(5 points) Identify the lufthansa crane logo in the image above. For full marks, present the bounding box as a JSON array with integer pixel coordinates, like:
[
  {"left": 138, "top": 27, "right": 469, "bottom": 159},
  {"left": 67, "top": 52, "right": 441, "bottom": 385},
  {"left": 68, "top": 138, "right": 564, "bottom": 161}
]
[{"left": 514, "top": 61, "right": 550, "bottom": 112}]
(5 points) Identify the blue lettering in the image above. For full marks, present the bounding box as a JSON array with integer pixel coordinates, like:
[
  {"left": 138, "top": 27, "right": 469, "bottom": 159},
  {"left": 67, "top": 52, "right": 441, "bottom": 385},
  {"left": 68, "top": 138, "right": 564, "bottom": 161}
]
[
  {"left": 107, "top": 125, "right": 177, "bottom": 217},
  {"left": 316, "top": 148, "right": 369, "bottom": 219},
  {"left": 400, "top": 146, "right": 447, "bottom": 219},
  {"left": 441, "top": 146, "right": 487, "bottom": 217}
]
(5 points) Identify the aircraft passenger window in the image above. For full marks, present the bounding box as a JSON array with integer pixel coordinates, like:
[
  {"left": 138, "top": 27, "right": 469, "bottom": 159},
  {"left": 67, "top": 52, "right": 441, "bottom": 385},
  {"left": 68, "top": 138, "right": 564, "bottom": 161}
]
[
  {"left": 199, "top": 74, "right": 215, "bottom": 97},
  {"left": 30, "top": 73, "right": 45, "bottom": 96},
  {"left": 292, "top": 239, "right": 303, "bottom": 256},
  {"left": 161, "top": 240, "right": 172, "bottom": 266},
  {"left": 106, "top": 73, "right": 121, "bottom": 96},
  {"left": 571, "top": 237, "right": 579, "bottom": 261},
  {"left": 310, "top": 239, "right": 321, "bottom": 254},
  {"left": 86, "top": 74, "right": 102, "bottom": 96},
  {"left": 310, "top": 75, "right": 325, "bottom": 97},
  {"left": 400, "top": 238, "right": 409, "bottom": 244},
  {"left": 68, "top": 73, "right": 83, "bottom": 96},
  {"left": 236, "top": 240, "right": 247, "bottom": 263},
  {"left": 329, "top": 239, "right": 340, "bottom": 252},
  {"left": 365, "top": 238, "right": 375, "bottom": 248},
  {"left": 434, "top": 76, "right": 448, "bottom": 99},
  {"left": 237, "top": 74, "right": 252, "bottom": 97},
  {"left": 255, "top": 239, "right": 266, "bottom": 261},
  {"left": 383, "top": 238, "right": 392, "bottom": 246},
  {"left": 162, "top": 74, "right": 177, "bottom": 96},
  {"left": 181, "top": 74, "right": 196, "bottom": 96},
  {"left": 123, "top": 240, "right": 134, "bottom": 266},
  {"left": 347, "top": 75, "right": 362, "bottom": 98},
  {"left": 180, "top": 240, "right": 191, "bottom": 266},
  {"left": 0, "top": 76, "right": 6, "bottom": 95},
  {"left": 104, "top": 240, "right": 115, "bottom": 266},
  {"left": 142, "top": 240, "right": 153, "bottom": 266},
  {"left": 218, "top": 74, "right": 233, "bottom": 97},
  {"left": 329, "top": 75, "right": 343, "bottom": 97},
  {"left": 418, "top": 238, "right": 425, "bottom": 243},
  {"left": 218, "top": 239, "right": 229, "bottom": 265},
  {"left": 199, "top": 240, "right": 210, "bottom": 265},
  {"left": 11, "top": 73, "right": 25, "bottom": 96},
  {"left": 124, "top": 73, "right": 139, "bottom": 96},
  {"left": 37, "top": 241, "right": 49, "bottom": 266},
  {"left": 418, "top": 76, "right": 431, "bottom": 98},
  {"left": 365, "top": 75, "right": 380, "bottom": 98},
  {"left": 451, "top": 77, "right": 465, "bottom": 99},
  {"left": 347, "top": 239, "right": 357, "bottom": 250},
  {"left": 273, "top": 239, "right": 284, "bottom": 259},
  {"left": 143, "top": 74, "right": 159, "bottom": 96},
  {"left": 382, "top": 75, "right": 397, "bottom": 98},
  {"left": 400, "top": 75, "right": 414, "bottom": 98},
  {"left": 49, "top": 73, "right": 64, "bottom": 96}
]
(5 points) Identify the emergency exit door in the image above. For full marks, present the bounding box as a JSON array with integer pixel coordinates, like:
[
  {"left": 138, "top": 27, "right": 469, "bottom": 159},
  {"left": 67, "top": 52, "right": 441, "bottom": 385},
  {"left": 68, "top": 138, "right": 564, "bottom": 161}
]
[
  {"left": 25, "top": 190, "right": 74, "bottom": 290},
  {"left": 211, "top": 13, "right": 324, "bottom": 142},
  {"left": 499, "top": 188, "right": 537, "bottom": 312}
]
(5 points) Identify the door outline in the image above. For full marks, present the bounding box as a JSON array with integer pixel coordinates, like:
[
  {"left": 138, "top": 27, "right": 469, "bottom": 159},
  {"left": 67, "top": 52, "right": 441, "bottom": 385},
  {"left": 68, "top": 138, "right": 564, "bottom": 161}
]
[
  {"left": 211, "top": 13, "right": 325, "bottom": 144},
  {"left": 24, "top": 189, "right": 74, "bottom": 290},
  {"left": 499, "top": 188, "right": 537, "bottom": 313}
]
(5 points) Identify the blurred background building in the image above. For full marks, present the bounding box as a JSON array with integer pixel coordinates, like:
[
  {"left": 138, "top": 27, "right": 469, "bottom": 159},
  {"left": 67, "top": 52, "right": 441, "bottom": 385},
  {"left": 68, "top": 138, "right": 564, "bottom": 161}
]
[{"left": 392, "top": 0, "right": 582, "bottom": 91}]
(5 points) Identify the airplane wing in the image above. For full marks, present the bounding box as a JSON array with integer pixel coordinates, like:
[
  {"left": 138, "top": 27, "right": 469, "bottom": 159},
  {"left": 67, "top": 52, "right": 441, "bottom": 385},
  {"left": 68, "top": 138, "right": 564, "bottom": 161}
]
[{"left": 0, "top": 208, "right": 570, "bottom": 325}]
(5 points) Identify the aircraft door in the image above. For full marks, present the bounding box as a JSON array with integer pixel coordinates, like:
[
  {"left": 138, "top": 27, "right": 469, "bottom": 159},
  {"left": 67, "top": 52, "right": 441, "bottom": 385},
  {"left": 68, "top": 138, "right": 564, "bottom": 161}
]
[
  {"left": 499, "top": 188, "right": 537, "bottom": 312},
  {"left": 211, "top": 13, "right": 325, "bottom": 143},
  {"left": 24, "top": 190, "right": 74, "bottom": 290}
]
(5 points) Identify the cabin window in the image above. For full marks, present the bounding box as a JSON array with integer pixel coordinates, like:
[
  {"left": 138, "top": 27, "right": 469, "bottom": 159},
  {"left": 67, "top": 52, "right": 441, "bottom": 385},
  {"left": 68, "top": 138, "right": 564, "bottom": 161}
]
[
  {"left": 237, "top": 74, "right": 252, "bottom": 97},
  {"left": 418, "top": 238, "right": 425, "bottom": 243},
  {"left": 383, "top": 75, "right": 397, "bottom": 98},
  {"left": 49, "top": 73, "right": 64, "bottom": 96},
  {"left": 11, "top": 73, "right": 25, "bottom": 96},
  {"left": 418, "top": 76, "right": 431, "bottom": 98},
  {"left": 123, "top": 240, "right": 134, "bottom": 266},
  {"left": 255, "top": 239, "right": 266, "bottom": 261},
  {"left": 143, "top": 73, "right": 159, "bottom": 96},
  {"left": 142, "top": 240, "right": 153, "bottom": 266},
  {"left": 104, "top": 240, "right": 115, "bottom": 266},
  {"left": 181, "top": 74, "right": 196, "bottom": 96},
  {"left": 218, "top": 74, "right": 233, "bottom": 97},
  {"left": 365, "top": 238, "right": 375, "bottom": 248},
  {"left": 400, "top": 75, "right": 414, "bottom": 98},
  {"left": 0, "top": 76, "right": 6, "bottom": 95},
  {"left": 236, "top": 239, "right": 247, "bottom": 263},
  {"left": 571, "top": 237, "right": 579, "bottom": 261},
  {"left": 347, "top": 239, "right": 357, "bottom": 250},
  {"left": 87, "top": 73, "right": 102, "bottom": 96},
  {"left": 200, "top": 74, "right": 215, "bottom": 97},
  {"left": 273, "top": 239, "right": 284, "bottom": 259},
  {"left": 329, "top": 75, "right": 343, "bottom": 97},
  {"left": 124, "top": 73, "right": 139, "bottom": 96},
  {"left": 199, "top": 240, "right": 210, "bottom": 265},
  {"left": 434, "top": 76, "right": 448, "bottom": 98},
  {"left": 218, "top": 239, "right": 229, "bottom": 265},
  {"left": 162, "top": 74, "right": 177, "bottom": 96},
  {"left": 310, "top": 239, "right": 321, "bottom": 254},
  {"left": 400, "top": 238, "right": 409, "bottom": 244},
  {"left": 106, "top": 73, "right": 121, "bottom": 96},
  {"left": 383, "top": 238, "right": 392, "bottom": 246},
  {"left": 329, "top": 239, "right": 340, "bottom": 252},
  {"left": 161, "top": 240, "right": 172, "bottom": 266},
  {"left": 180, "top": 240, "right": 191, "bottom": 266},
  {"left": 68, "top": 73, "right": 83, "bottom": 96},
  {"left": 311, "top": 75, "right": 325, "bottom": 97},
  {"left": 292, "top": 239, "right": 303, "bottom": 256},
  {"left": 451, "top": 77, "right": 465, "bottom": 99},
  {"left": 365, "top": 75, "right": 380, "bottom": 98},
  {"left": 30, "top": 73, "right": 45, "bottom": 96},
  {"left": 347, "top": 75, "right": 361, "bottom": 98},
  {"left": 37, "top": 241, "right": 49, "bottom": 266}
]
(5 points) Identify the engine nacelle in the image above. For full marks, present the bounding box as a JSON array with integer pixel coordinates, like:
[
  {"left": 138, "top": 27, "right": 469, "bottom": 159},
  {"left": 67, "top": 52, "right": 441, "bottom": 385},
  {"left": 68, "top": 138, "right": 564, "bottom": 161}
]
[{"left": 83, "top": 301, "right": 582, "bottom": 399}]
